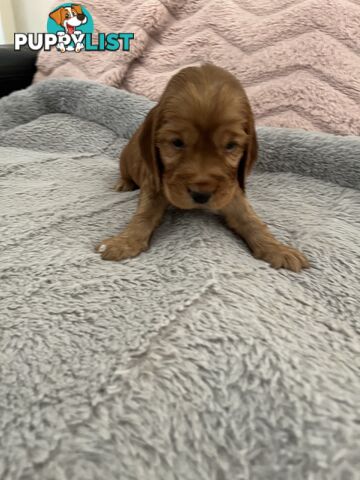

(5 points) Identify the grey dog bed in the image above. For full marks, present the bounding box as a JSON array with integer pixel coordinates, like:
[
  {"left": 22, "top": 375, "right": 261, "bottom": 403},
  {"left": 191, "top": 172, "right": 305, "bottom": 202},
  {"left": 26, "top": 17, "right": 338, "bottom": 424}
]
[{"left": 0, "top": 79, "right": 359, "bottom": 480}]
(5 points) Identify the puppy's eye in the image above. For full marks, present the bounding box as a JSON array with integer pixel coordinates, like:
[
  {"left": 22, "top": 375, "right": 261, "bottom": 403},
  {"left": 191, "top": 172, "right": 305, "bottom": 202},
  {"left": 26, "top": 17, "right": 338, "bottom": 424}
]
[
  {"left": 65, "top": 13, "right": 70, "bottom": 18},
  {"left": 172, "top": 138, "right": 185, "bottom": 149},
  {"left": 225, "top": 141, "right": 238, "bottom": 152}
]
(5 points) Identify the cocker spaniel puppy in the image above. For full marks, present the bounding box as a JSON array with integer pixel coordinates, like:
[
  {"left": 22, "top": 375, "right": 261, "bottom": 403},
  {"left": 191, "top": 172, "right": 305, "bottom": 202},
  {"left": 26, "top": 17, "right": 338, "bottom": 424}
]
[{"left": 96, "top": 64, "right": 309, "bottom": 272}]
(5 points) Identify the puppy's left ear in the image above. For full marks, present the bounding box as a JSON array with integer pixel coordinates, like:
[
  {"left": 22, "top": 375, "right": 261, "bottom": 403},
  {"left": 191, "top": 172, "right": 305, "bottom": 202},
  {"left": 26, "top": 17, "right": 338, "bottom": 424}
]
[
  {"left": 139, "top": 106, "right": 162, "bottom": 192},
  {"left": 238, "top": 109, "right": 258, "bottom": 192}
]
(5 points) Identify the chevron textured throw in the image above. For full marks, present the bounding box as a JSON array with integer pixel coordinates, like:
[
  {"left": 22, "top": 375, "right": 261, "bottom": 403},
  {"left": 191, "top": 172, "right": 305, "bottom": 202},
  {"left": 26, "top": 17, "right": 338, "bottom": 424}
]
[{"left": 34, "top": 0, "right": 360, "bottom": 135}]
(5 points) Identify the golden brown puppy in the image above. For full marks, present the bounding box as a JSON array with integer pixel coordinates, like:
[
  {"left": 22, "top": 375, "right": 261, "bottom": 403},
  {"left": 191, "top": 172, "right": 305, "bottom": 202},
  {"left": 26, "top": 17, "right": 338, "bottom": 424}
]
[{"left": 96, "top": 64, "right": 309, "bottom": 272}]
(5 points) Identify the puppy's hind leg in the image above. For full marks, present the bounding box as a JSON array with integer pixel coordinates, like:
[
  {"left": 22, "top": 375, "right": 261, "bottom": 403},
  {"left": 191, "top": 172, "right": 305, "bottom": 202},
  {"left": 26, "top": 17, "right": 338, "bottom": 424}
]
[
  {"left": 115, "top": 148, "right": 139, "bottom": 192},
  {"left": 114, "top": 177, "right": 138, "bottom": 192}
]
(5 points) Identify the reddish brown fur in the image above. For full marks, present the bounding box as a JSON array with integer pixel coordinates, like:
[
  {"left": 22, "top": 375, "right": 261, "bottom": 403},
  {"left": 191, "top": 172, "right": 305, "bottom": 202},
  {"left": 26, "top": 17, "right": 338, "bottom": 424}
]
[{"left": 96, "top": 64, "right": 309, "bottom": 272}]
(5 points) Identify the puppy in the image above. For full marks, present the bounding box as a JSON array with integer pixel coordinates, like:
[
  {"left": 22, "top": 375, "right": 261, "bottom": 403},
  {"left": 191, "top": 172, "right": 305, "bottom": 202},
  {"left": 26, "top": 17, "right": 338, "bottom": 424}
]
[
  {"left": 49, "top": 4, "right": 87, "bottom": 53},
  {"left": 96, "top": 64, "right": 309, "bottom": 272}
]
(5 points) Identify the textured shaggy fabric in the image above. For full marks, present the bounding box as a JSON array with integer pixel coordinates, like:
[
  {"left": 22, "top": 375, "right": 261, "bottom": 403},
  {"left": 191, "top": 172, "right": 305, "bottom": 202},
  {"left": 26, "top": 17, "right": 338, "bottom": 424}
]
[
  {"left": 34, "top": 0, "right": 360, "bottom": 135},
  {"left": 1, "top": 79, "right": 360, "bottom": 480}
]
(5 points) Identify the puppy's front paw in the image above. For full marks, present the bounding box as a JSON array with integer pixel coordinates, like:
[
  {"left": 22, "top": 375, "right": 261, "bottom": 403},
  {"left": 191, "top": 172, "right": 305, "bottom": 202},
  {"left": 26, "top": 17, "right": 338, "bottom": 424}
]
[
  {"left": 75, "top": 43, "right": 85, "bottom": 53},
  {"left": 253, "top": 243, "right": 309, "bottom": 272},
  {"left": 95, "top": 235, "right": 147, "bottom": 261}
]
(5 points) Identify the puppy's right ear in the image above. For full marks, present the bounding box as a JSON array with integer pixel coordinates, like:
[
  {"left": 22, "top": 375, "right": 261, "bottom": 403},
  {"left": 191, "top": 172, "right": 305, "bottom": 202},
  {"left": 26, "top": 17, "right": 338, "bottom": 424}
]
[
  {"left": 49, "top": 7, "right": 64, "bottom": 25},
  {"left": 139, "top": 106, "right": 162, "bottom": 192}
]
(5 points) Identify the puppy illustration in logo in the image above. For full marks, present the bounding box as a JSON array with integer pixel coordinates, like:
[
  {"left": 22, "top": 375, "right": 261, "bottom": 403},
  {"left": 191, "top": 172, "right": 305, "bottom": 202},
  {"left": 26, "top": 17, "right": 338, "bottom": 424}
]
[{"left": 49, "top": 4, "right": 87, "bottom": 53}]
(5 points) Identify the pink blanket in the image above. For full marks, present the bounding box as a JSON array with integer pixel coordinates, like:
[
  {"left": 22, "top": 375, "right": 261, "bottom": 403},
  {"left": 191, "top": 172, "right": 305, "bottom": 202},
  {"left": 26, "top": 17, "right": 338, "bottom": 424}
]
[{"left": 35, "top": 0, "right": 360, "bottom": 135}]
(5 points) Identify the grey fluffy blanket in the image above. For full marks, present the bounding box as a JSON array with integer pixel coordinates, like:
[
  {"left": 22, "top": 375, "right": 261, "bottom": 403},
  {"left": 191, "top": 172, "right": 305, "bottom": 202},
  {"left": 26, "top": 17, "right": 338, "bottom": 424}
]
[{"left": 0, "top": 80, "right": 359, "bottom": 480}]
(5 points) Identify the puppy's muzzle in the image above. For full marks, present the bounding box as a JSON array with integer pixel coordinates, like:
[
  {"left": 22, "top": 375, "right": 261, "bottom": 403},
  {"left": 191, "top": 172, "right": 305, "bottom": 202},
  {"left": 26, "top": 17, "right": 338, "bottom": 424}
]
[{"left": 188, "top": 189, "right": 212, "bottom": 204}]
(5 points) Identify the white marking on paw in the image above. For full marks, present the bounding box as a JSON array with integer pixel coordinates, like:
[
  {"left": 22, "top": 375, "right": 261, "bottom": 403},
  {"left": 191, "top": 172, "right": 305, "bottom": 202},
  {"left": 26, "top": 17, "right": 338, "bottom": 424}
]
[{"left": 99, "top": 244, "right": 107, "bottom": 253}]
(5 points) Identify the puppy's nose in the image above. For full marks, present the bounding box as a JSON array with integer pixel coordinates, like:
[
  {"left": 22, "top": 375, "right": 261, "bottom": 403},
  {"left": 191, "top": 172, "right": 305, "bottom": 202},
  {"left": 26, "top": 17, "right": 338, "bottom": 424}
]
[
  {"left": 189, "top": 190, "right": 212, "bottom": 204},
  {"left": 77, "top": 13, "right": 85, "bottom": 21}
]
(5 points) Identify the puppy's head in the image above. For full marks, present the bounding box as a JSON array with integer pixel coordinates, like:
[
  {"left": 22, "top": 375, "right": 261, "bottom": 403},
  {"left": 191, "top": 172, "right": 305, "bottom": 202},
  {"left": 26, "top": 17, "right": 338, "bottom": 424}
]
[
  {"left": 139, "top": 64, "right": 257, "bottom": 210},
  {"left": 49, "top": 4, "right": 87, "bottom": 29}
]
